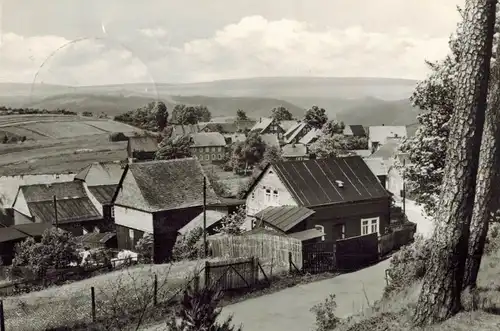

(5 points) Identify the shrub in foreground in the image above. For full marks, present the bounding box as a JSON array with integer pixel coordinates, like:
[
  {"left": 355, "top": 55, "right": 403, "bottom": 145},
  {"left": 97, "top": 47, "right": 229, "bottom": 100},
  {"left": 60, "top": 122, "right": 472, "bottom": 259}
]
[
  {"left": 172, "top": 227, "right": 204, "bottom": 261},
  {"left": 310, "top": 294, "right": 340, "bottom": 331}
]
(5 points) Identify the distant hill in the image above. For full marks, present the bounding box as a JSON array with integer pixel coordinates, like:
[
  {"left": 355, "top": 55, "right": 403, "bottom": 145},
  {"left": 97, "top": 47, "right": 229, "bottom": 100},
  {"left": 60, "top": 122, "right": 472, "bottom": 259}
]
[{"left": 0, "top": 77, "right": 421, "bottom": 125}]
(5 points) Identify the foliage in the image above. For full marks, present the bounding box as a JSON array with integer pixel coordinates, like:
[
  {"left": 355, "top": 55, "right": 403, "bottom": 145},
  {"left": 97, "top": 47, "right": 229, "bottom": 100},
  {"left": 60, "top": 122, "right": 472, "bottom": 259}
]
[
  {"left": 135, "top": 232, "right": 154, "bottom": 263},
  {"left": 344, "top": 136, "right": 368, "bottom": 150},
  {"left": 206, "top": 171, "right": 232, "bottom": 198},
  {"left": 171, "top": 104, "right": 212, "bottom": 125},
  {"left": 304, "top": 105, "right": 328, "bottom": 129},
  {"left": 259, "top": 145, "right": 283, "bottom": 169},
  {"left": 309, "top": 134, "right": 349, "bottom": 159},
  {"left": 216, "top": 206, "right": 247, "bottom": 235},
  {"left": 167, "top": 283, "right": 242, "bottom": 331},
  {"left": 310, "top": 294, "right": 340, "bottom": 331},
  {"left": 236, "top": 170, "right": 261, "bottom": 199},
  {"left": 236, "top": 109, "right": 248, "bottom": 120},
  {"left": 172, "top": 227, "right": 204, "bottom": 261},
  {"left": 12, "top": 228, "right": 79, "bottom": 279},
  {"left": 397, "top": 30, "right": 460, "bottom": 217},
  {"left": 271, "top": 105, "right": 294, "bottom": 122},
  {"left": 321, "top": 120, "right": 345, "bottom": 136},
  {"left": 109, "top": 132, "right": 128, "bottom": 142},
  {"left": 383, "top": 234, "right": 431, "bottom": 297},
  {"left": 0, "top": 106, "right": 76, "bottom": 115},
  {"left": 230, "top": 132, "right": 267, "bottom": 171},
  {"left": 82, "top": 111, "right": 93, "bottom": 117},
  {"left": 484, "top": 219, "right": 500, "bottom": 255},
  {"left": 155, "top": 135, "right": 193, "bottom": 160},
  {"left": 114, "top": 101, "right": 169, "bottom": 131}
]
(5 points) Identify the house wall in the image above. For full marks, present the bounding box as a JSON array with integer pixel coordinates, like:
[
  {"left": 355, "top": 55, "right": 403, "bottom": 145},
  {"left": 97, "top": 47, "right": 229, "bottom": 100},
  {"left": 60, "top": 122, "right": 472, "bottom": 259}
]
[
  {"left": 153, "top": 206, "right": 204, "bottom": 263},
  {"left": 262, "top": 123, "right": 285, "bottom": 139},
  {"left": 306, "top": 198, "right": 390, "bottom": 241},
  {"left": 83, "top": 183, "right": 104, "bottom": 216},
  {"left": 191, "top": 146, "right": 226, "bottom": 163},
  {"left": 13, "top": 209, "right": 32, "bottom": 225},
  {"left": 387, "top": 167, "right": 404, "bottom": 198},
  {"left": 246, "top": 166, "right": 298, "bottom": 216},
  {"left": 116, "top": 224, "right": 145, "bottom": 251},
  {"left": 132, "top": 151, "right": 156, "bottom": 161},
  {"left": 12, "top": 191, "right": 31, "bottom": 224},
  {"left": 0, "top": 174, "right": 75, "bottom": 208},
  {"left": 114, "top": 205, "right": 153, "bottom": 233}
]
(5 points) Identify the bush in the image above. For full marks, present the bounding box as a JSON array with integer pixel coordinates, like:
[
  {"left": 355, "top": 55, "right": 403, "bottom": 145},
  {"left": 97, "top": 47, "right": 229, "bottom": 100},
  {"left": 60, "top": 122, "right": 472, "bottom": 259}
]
[
  {"left": 216, "top": 206, "right": 247, "bottom": 235},
  {"left": 167, "top": 283, "right": 242, "bottom": 331},
  {"left": 172, "top": 227, "right": 204, "bottom": 261},
  {"left": 310, "top": 294, "right": 340, "bottom": 331},
  {"left": 135, "top": 232, "right": 154, "bottom": 263},
  {"left": 484, "top": 219, "right": 500, "bottom": 255},
  {"left": 383, "top": 234, "right": 431, "bottom": 297},
  {"left": 109, "top": 132, "right": 128, "bottom": 142}
]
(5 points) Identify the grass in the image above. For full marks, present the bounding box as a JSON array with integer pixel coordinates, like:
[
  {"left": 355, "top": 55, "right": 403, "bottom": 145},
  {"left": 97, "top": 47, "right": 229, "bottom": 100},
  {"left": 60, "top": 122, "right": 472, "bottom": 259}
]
[{"left": 334, "top": 250, "right": 500, "bottom": 331}]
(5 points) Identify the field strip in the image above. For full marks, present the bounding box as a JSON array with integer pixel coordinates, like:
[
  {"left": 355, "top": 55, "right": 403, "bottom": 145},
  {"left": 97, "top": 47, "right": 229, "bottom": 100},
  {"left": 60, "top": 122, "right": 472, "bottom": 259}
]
[
  {"left": 10, "top": 125, "right": 54, "bottom": 139},
  {"left": 79, "top": 121, "right": 113, "bottom": 133}
]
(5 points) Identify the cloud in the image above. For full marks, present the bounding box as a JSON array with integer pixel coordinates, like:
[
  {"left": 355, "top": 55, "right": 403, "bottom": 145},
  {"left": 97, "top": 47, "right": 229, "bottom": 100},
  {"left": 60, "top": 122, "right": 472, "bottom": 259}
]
[{"left": 0, "top": 15, "right": 454, "bottom": 85}]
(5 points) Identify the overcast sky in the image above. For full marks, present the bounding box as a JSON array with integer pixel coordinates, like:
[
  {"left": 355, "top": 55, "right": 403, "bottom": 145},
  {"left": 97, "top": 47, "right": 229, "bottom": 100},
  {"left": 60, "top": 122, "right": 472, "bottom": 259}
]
[{"left": 0, "top": 0, "right": 463, "bottom": 86}]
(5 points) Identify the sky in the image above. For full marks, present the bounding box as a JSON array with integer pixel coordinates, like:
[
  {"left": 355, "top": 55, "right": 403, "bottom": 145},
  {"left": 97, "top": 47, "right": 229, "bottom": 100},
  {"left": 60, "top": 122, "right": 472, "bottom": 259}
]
[{"left": 0, "top": 0, "right": 463, "bottom": 86}]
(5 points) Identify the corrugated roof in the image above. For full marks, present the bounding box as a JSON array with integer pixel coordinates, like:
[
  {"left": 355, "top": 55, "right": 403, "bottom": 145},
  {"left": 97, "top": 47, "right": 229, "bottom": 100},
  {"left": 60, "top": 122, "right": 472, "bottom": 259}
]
[
  {"left": 272, "top": 156, "right": 389, "bottom": 207},
  {"left": 254, "top": 206, "right": 315, "bottom": 231},
  {"left": 178, "top": 210, "right": 226, "bottom": 235},
  {"left": 87, "top": 185, "right": 117, "bottom": 204},
  {"left": 28, "top": 198, "right": 102, "bottom": 224},
  {"left": 282, "top": 144, "right": 308, "bottom": 158},
  {"left": 191, "top": 132, "right": 227, "bottom": 147},
  {"left": 288, "top": 228, "right": 324, "bottom": 241},
  {"left": 343, "top": 125, "right": 366, "bottom": 137},
  {"left": 299, "top": 128, "right": 322, "bottom": 145},
  {"left": 369, "top": 138, "right": 403, "bottom": 160},
  {"left": 0, "top": 223, "right": 53, "bottom": 243},
  {"left": 20, "top": 182, "right": 87, "bottom": 202},
  {"left": 369, "top": 126, "right": 407, "bottom": 143},
  {"left": 363, "top": 157, "right": 387, "bottom": 176},
  {"left": 260, "top": 133, "right": 280, "bottom": 148},
  {"left": 115, "top": 158, "right": 221, "bottom": 213},
  {"left": 128, "top": 136, "right": 158, "bottom": 152},
  {"left": 250, "top": 118, "right": 273, "bottom": 132}
]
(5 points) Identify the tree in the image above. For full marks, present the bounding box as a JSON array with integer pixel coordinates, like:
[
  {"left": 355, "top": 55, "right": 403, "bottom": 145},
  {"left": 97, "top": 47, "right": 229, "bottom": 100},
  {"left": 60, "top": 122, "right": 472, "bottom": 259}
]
[
  {"left": 216, "top": 206, "right": 247, "bottom": 235},
  {"left": 322, "top": 120, "right": 345, "bottom": 136},
  {"left": 463, "top": 35, "right": 500, "bottom": 290},
  {"left": 195, "top": 105, "right": 212, "bottom": 122},
  {"left": 259, "top": 145, "right": 283, "bottom": 169},
  {"left": 309, "top": 134, "right": 348, "bottom": 159},
  {"left": 155, "top": 135, "right": 193, "bottom": 160},
  {"left": 171, "top": 104, "right": 212, "bottom": 124},
  {"left": 171, "top": 227, "right": 204, "bottom": 261},
  {"left": 230, "top": 132, "right": 267, "bottom": 171},
  {"left": 413, "top": 0, "right": 497, "bottom": 325},
  {"left": 304, "top": 105, "right": 328, "bottom": 129},
  {"left": 206, "top": 171, "right": 231, "bottom": 198},
  {"left": 344, "top": 136, "right": 368, "bottom": 150},
  {"left": 135, "top": 232, "right": 154, "bottom": 263},
  {"left": 236, "top": 109, "right": 248, "bottom": 121},
  {"left": 271, "top": 106, "right": 294, "bottom": 122},
  {"left": 153, "top": 101, "right": 168, "bottom": 131}
]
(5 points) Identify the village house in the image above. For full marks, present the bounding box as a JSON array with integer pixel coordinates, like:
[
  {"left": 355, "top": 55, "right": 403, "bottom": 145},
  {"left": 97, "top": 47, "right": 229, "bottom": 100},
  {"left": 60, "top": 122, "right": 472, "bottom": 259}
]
[
  {"left": 127, "top": 135, "right": 159, "bottom": 162},
  {"left": 279, "top": 120, "right": 300, "bottom": 133},
  {"left": 281, "top": 143, "right": 308, "bottom": 161},
  {"left": 112, "top": 158, "right": 221, "bottom": 263},
  {"left": 74, "top": 161, "right": 124, "bottom": 221},
  {"left": 283, "top": 122, "right": 312, "bottom": 145},
  {"left": 190, "top": 132, "right": 227, "bottom": 163},
  {"left": 343, "top": 125, "right": 367, "bottom": 137},
  {"left": 299, "top": 128, "right": 323, "bottom": 146},
  {"left": 369, "top": 137, "right": 404, "bottom": 168},
  {"left": 250, "top": 118, "right": 286, "bottom": 140},
  {"left": 368, "top": 125, "right": 407, "bottom": 152},
  {"left": 245, "top": 156, "right": 391, "bottom": 241},
  {"left": 363, "top": 157, "right": 388, "bottom": 188},
  {"left": 11, "top": 181, "right": 106, "bottom": 236}
]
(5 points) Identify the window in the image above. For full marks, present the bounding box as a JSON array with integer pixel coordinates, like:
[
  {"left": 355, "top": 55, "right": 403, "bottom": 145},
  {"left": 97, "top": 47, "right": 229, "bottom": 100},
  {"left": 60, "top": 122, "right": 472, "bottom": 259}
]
[
  {"left": 212, "top": 147, "right": 217, "bottom": 152},
  {"left": 251, "top": 192, "right": 255, "bottom": 199},
  {"left": 334, "top": 224, "right": 346, "bottom": 239},
  {"left": 265, "top": 189, "right": 271, "bottom": 202},
  {"left": 211, "top": 154, "right": 216, "bottom": 160},
  {"left": 129, "top": 229, "right": 135, "bottom": 242},
  {"left": 218, "top": 154, "right": 222, "bottom": 160},
  {"left": 205, "top": 147, "right": 210, "bottom": 152},
  {"left": 205, "top": 154, "right": 210, "bottom": 160},
  {"left": 361, "top": 217, "right": 379, "bottom": 236},
  {"left": 273, "top": 190, "right": 278, "bottom": 201},
  {"left": 110, "top": 206, "right": 115, "bottom": 219}
]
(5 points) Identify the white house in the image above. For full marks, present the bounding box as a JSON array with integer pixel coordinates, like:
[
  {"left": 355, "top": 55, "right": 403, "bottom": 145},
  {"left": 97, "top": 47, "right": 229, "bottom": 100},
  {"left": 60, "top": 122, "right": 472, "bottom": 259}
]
[{"left": 368, "top": 125, "right": 407, "bottom": 152}]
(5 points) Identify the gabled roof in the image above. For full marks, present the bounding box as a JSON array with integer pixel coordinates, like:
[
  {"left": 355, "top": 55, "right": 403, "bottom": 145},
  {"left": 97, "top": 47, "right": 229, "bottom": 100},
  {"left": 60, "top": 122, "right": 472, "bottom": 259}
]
[
  {"left": 0, "top": 223, "right": 53, "bottom": 243},
  {"left": 87, "top": 185, "right": 118, "bottom": 204},
  {"left": 127, "top": 136, "right": 158, "bottom": 152},
  {"left": 299, "top": 128, "right": 322, "bottom": 145},
  {"left": 178, "top": 210, "right": 226, "bottom": 235},
  {"left": 284, "top": 122, "right": 308, "bottom": 143},
  {"left": 260, "top": 133, "right": 280, "bottom": 148},
  {"left": 15, "top": 181, "right": 102, "bottom": 224},
  {"left": 363, "top": 157, "right": 387, "bottom": 176},
  {"left": 368, "top": 126, "right": 407, "bottom": 143},
  {"left": 114, "top": 158, "right": 221, "bottom": 213},
  {"left": 343, "top": 125, "right": 366, "bottom": 137},
  {"left": 74, "top": 161, "right": 124, "bottom": 186},
  {"left": 250, "top": 118, "right": 274, "bottom": 132},
  {"left": 171, "top": 124, "right": 204, "bottom": 138},
  {"left": 284, "top": 122, "right": 303, "bottom": 137},
  {"left": 279, "top": 120, "right": 300, "bottom": 132},
  {"left": 191, "top": 132, "right": 226, "bottom": 147},
  {"left": 369, "top": 138, "right": 403, "bottom": 160},
  {"left": 288, "top": 228, "right": 325, "bottom": 241},
  {"left": 282, "top": 143, "right": 308, "bottom": 158},
  {"left": 254, "top": 206, "right": 315, "bottom": 231},
  {"left": 269, "top": 156, "right": 389, "bottom": 207}
]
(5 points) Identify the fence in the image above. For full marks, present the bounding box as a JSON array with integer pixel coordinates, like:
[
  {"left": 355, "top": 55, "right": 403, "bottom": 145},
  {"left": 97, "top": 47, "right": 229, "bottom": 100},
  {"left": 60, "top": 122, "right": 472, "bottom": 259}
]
[
  {"left": 301, "top": 241, "right": 336, "bottom": 274},
  {"left": 379, "top": 222, "right": 417, "bottom": 257},
  {"left": 208, "top": 233, "right": 302, "bottom": 278},
  {"left": 205, "top": 257, "right": 262, "bottom": 292},
  {"left": 336, "top": 233, "right": 379, "bottom": 271}
]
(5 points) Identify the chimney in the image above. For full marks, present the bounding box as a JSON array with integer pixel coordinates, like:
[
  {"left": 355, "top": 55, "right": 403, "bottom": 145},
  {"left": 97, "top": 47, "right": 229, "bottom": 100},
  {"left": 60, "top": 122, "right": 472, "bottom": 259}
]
[
  {"left": 382, "top": 123, "right": 385, "bottom": 126},
  {"left": 335, "top": 180, "right": 344, "bottom": 188}
]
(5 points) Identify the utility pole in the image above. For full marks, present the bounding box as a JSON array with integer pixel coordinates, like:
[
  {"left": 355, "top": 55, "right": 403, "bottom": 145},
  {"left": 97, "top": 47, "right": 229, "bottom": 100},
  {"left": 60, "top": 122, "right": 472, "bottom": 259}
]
[
  {"left": 203, "top": 176, "right": 207, "bottom": 258},
  {"left": 53, "top": 195, "right": 59, "bottom": 229},
  {"left": 402, "top": 159, "right": 406, "bottom": 220}
]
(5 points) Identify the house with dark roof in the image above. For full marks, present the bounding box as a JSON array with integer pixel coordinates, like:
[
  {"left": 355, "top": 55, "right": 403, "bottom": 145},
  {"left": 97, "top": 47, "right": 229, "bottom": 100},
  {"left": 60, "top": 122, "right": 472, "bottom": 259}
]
[
  {"left": 127, "top": 135, "right": 159, "bottom": 162},
  {"left": 112, "top": 158, "right": 221, "bottom": 262},
  {"left": 343, "top": 125, "right": 367, "bottom": 137},
  {"left": 190, "top": 132, "right": 227, "bottom": 164},
  {"left": 74, "top": 161, "right": 125, "bottom": 222},
  {"left": 11, "top": 181, "right": 106, "bottom": 236},
  {"left": 250, "top": 118, "right": 286, "bottom": 140},
  {"left": 245, "top": 156, "right": 391, "bottom": 241},
  {"left": 368, "top": 125, "right": 407, "bottom": 152}
]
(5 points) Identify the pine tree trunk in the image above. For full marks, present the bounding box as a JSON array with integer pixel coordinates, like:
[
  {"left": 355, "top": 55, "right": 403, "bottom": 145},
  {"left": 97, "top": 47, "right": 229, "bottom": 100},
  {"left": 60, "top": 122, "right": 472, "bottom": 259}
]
[
  {"left": 412, "top": 0, "right": 497, "bottom": 326},
  {"left": 463, "top": 38, "right": 500, "bottom": 290}
]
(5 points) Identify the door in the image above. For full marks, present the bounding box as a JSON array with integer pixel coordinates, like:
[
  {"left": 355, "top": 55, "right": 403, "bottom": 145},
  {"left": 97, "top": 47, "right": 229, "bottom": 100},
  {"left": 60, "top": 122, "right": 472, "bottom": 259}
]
[{"left": 333, "top": 224, "right": 346, "bottom": 240}]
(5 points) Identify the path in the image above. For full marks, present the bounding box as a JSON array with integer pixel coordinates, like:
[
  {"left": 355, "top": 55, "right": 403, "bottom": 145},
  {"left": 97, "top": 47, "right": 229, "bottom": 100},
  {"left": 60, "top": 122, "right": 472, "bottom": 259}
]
[{"left": 143, "top": 201, "right": 431, "bottom": 331}]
